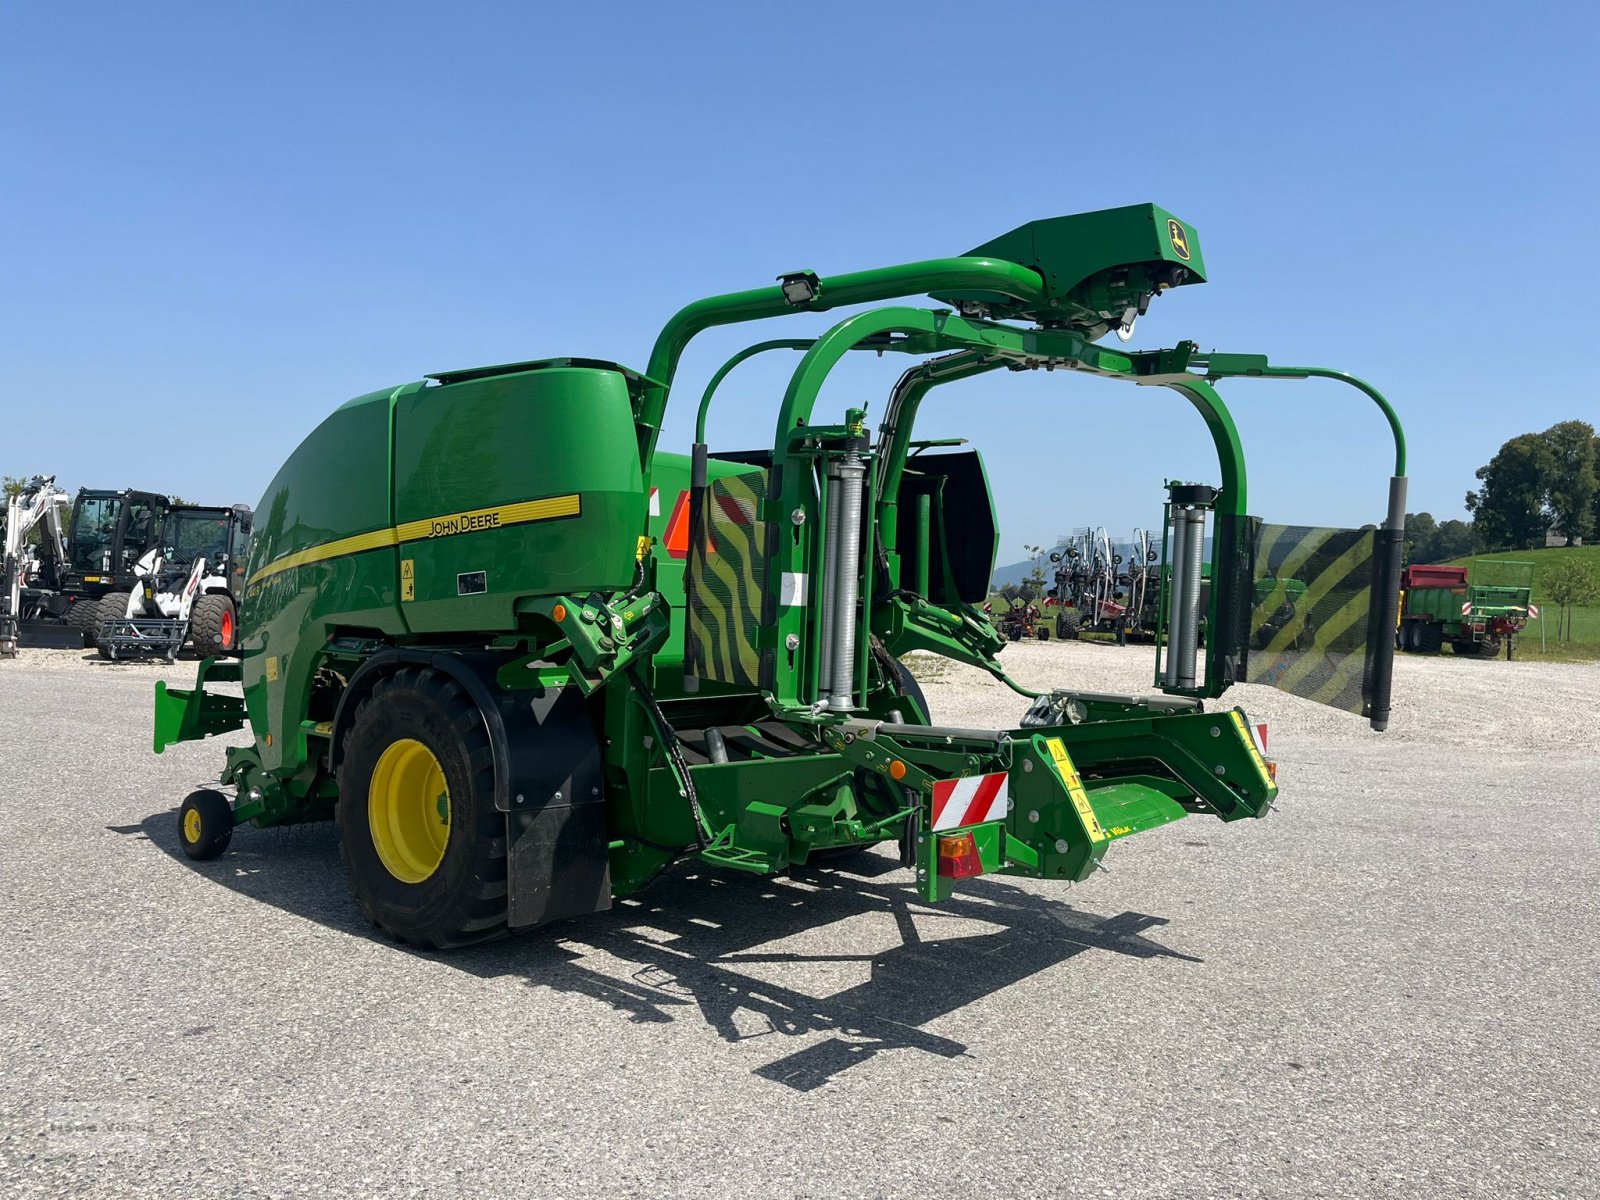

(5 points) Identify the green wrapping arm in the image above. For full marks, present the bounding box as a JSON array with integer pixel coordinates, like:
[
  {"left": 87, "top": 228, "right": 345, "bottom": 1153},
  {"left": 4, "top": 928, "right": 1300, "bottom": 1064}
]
[{"left": 153, "top": 659, "right": 247, "bottom": 754}]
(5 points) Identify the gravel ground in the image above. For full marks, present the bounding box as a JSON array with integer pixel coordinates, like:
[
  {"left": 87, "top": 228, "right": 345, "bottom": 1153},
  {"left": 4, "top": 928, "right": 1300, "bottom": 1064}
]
[{"left": 1, "top": 644, "right": 1597, "bottom": 1198}]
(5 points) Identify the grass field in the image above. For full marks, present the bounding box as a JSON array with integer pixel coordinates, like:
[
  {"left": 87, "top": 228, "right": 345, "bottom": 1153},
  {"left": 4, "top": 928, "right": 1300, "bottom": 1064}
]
[{"left": 1445, "top": 544, "right": 1600, "bottom": 662}]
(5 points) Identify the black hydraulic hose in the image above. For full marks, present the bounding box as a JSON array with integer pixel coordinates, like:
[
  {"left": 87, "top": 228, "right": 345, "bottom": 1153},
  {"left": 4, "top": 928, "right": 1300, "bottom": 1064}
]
[{"left": 627, "top": 665, "right": 709, "bottom": 849}]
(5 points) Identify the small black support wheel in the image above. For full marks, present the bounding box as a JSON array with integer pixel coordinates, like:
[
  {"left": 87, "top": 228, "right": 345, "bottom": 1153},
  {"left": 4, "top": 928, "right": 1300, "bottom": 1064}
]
[
  {"left": 1056, "top": 610, "right": 1082, "bottom": 641},
  {"left": 189, "top": 594, "right": 236, "bottom": 654},
  {"left": 1037, "top": 626, "right": 1050, "bottom": 641},
  {"left": 179, "top": 789, "right": 235, "bottom": 860},
  {"left": 336, "top": 666, "right": 508, "bottom": 950},
  {"left": 66, "top": 597, "right": 103, "bottom": 648},
  {"left": 1008, "top": 626, "right": 1022, "bottom": 642}
]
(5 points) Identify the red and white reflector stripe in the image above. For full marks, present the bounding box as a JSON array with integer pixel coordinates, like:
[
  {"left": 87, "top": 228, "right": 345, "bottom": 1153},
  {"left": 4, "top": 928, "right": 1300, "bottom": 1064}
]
[
  {"left": 649, "top": 487, "right": 661, "bottom": 516},
  {"left": 1461, "top": 601, "right": 1473, "bottom": 616},
  {"left": 1256, "top": 723, "right": 1269, "bottom": 752},
  {"left": 1529, "top": 604, "right": 1540, "bottom": 619},
  {"left": 931, "top": 772, "right": 1009, "bottom": 831}
]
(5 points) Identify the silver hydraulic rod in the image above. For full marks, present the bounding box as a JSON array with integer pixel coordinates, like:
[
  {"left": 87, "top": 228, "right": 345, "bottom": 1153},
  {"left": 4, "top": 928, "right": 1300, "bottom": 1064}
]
[
  {"left": 827, "top": 448, "right": 867, "bottom": 710},
  {"left": 1170, "top": 507, "right": 1206, "bottom": 687},
  {"left": 815, "top": 473, "right": 843, "bottom": 699},
  {"left": 1163, "top": 507, "right": 1191, "bottom": 687}
]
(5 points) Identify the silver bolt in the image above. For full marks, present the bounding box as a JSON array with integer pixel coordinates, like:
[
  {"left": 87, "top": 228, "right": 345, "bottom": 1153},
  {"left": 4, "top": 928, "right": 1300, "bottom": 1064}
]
[
  {"left": 1209, "top": 726, "right": 1221, "bottom": 737},
  {"left": 1054, "top": 839, "right": 1069, "bottom": 853},
  {"left": 591, "top": 787, "right": 600, "bottom": 796},
  {"left": 1213, "top": 765, "right": 1226, "bottom": 776},
  {"left": 515, "top": 793, "right": 524, "bottom": 804},
  {"left": 1022, "top": 759, "right": 1034, "bottom": 773},
  {"left": 1028, "top": 810, "right": 1040, "bottom": 823},
  {"left": 791, "top": 507, "right": 806, "bottom": 525},
  {"left": 785, "top": 633, "right": 800, "bottom": 651},
  {"left": 553, "top": 791, "right": 563, "bottom": 801}
]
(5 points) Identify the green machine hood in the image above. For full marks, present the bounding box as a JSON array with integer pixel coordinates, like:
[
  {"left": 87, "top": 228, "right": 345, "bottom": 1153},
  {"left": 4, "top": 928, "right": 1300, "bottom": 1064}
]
[{"left": 931, "top": 202, "right": 1205, "bottom": 340}]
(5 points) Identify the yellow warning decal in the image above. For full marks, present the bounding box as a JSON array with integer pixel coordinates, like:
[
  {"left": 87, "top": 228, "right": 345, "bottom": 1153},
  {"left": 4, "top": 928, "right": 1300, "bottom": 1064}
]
[
  {"left": 1167, "top": 217, "right": 1191, "bottom": 261},
  {"left": 1229, "top": 711, "right": 1277, "bottom": 791},
  {"left": 1045, "top": 737, "right": 1106, "bottom": 843},
  {"left": 246, "top": 493, "right": 581, "bottom": 590},
  {"left": 264, "top": 656, "right": 280, "bottom": 683},
  {"left": 400, "top": 558, "right": 415, "bottom": 602}
]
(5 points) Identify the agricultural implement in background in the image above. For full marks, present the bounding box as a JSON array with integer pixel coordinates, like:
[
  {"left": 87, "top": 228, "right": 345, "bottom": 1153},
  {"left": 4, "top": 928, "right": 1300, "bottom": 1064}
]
[
  {"left": 153, "top": 203, "right": 1408, "bottom": 950},
  {"left": 993, "top": 597, "right": 1050, "bottom": 642},
  {"left": 1050, "top": 527, "right": 1161, "bottom": 643},
  {"left": 1399, "top": 560, "right": 1532, "bottom": 658}
]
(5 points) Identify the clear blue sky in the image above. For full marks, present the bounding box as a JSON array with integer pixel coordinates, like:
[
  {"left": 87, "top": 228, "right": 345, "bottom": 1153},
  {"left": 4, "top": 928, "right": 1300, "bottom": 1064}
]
[{"left": 4, "top": 2, "right": 1596, "bottom": 559}]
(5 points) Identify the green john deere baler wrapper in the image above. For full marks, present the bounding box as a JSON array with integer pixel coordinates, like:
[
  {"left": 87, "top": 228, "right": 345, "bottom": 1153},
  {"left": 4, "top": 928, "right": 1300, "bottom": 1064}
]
[{"left": 153, "top": 203, "right": 1407, "bottom": 950}]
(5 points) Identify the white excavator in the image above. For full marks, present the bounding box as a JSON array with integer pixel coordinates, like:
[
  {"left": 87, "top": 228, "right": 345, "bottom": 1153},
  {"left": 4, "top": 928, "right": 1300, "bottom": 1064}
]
[{"left": 1, "top": 475, "right": 73, "bottom": 656}]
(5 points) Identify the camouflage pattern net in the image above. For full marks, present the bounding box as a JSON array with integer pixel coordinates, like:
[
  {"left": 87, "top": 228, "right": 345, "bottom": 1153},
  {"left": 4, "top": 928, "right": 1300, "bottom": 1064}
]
[
  {"left": 686, "top": 470, "right": 768, "bottom": 688},
  {"left": 1244, "top": 523, "right": 1377, "bottom": 715}
]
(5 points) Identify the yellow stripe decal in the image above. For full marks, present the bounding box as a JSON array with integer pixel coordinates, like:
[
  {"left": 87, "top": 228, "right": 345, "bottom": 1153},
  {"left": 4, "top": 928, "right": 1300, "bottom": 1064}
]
[
  {"left": 246, "top": 493, "right": 581, "bottom": 590},
  {"left": 247, "top": 527, "right": 399, "bottom": 589},
  {"left": 394, "top": 494, "right": 581, "bottom": 543},
  {"left": 1229, "top": 710, "right": 1277, "bottom": 790}
]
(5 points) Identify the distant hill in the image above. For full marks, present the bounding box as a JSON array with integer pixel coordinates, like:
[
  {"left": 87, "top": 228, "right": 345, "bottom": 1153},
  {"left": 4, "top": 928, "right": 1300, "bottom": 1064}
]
[{"left": 991, "top": 559, "right": 1035, "bottom": 589}]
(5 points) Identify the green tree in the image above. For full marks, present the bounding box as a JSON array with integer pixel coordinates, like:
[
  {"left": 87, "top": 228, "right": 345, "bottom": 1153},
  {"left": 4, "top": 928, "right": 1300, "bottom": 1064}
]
[
  {"left": 1590, "top": 434, "right": 1600, "bottom": 542},
  {"left": 1466, "top": 434, "right": 1555, "bottom": 550},
  {"left": 1543, "top": 558, "right": 1600, "bottom": 641},
  {"left": 1540, "top": 420, "right": 1596, "bottom": 545},
  {"left": 1404, "top": 511, "right": 1437, "bottom": 563},
  {"left": 1432, "top": 519, "right": 1476, "bottom": 561}
]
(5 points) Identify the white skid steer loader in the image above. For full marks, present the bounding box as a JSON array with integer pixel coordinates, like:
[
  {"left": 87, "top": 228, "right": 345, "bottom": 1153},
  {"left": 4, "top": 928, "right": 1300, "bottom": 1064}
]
[{"left": 96, "top": 504, "right": 251, "bottom": 661}]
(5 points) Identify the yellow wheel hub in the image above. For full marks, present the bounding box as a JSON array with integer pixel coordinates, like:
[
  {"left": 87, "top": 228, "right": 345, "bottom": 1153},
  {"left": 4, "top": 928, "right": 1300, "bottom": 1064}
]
[
  {"left": 183, "top": 807, "right": 203, "bottom": 844},
  {"left": 367, "top": 737, "right": 451, "bottom": 884}
]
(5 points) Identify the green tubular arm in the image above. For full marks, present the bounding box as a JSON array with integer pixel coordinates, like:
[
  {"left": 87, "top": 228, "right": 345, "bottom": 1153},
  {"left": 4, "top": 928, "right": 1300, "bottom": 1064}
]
[
  {"left": 775, "top": 306, "right": 952, "bottom": 441},
  {"left": 1160, "top": 378, "right": 1248, "bottom": 516},
  {"left": 1197, "top": 357, "right": 1406, "bottom": 476},
  {"left": 877, "top": 352, "right": 1006, "bottom": 554},
  {"left": 639, "top": 257, "right": 1048, "bottom": 459},
  {"left": 696, "top": 340, "right": 812, "bottom": 444}
]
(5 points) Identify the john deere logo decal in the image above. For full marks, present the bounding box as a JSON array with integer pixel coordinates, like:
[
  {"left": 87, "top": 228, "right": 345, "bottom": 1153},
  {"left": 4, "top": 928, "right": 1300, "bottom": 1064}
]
[{"left": 1167, "top": 218, "right": 1191, "bottom": 261}]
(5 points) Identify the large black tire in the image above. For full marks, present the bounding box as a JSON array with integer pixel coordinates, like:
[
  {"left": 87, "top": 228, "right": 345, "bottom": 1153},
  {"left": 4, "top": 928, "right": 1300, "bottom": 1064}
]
[
  {"left": 888, "top": 656, "right": 930, "bottom": 724},
  {"left": 66, "top": 597, "right": 103, "bottom": 648},
  {"left": 179, "top": 789, "right": 234, "bottom": 860},
  {"left": 189, "top": 594, "right": 236, "bottom": 654},
  {"left": 1056, "top": 610, "right": 1082, "bottom": 640},
  {"left": 337, "top": 667, "right": 509, "bottom": 950}
]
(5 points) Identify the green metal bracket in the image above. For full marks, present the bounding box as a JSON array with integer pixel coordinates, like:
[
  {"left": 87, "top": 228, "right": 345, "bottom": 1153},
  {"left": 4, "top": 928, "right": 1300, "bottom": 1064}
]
[{"left": 153, "top": 658, "right": 245, "bottom": 753}]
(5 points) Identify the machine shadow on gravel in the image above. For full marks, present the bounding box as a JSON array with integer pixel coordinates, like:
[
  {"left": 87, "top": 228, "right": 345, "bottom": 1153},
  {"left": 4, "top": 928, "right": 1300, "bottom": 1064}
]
[{"left": 115, "top": 812, "right": 1200, "bottom": 1091}]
